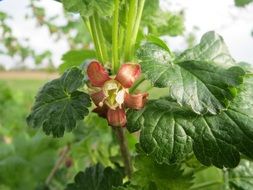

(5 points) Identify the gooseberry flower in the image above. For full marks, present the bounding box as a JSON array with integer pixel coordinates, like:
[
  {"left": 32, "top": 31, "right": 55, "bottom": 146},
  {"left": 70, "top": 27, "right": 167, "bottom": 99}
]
[{"left": 87, "top": 61, "right": 148, "bottom": 127}]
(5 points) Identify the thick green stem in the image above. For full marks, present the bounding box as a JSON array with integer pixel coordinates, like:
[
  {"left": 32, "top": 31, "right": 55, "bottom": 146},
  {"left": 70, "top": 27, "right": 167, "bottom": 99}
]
[
  {"left": 124, "top": 0, "right": 137, "bottom": 61},
  {"left": 130, "top": 0, "right": 146, "bottom": 57},
  {"left": 112, "top": 0, "right": 120, "bottom": 73},
  {"left": 88, "top": 16, "right": 104, "bottom": 63},
  {"left": 94, "top": 12, "right": 109, "bottom": 64}
]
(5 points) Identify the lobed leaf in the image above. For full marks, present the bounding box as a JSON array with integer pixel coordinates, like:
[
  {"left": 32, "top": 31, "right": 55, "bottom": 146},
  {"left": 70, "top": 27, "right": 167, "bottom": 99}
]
[
  {"left": 27, "top": 67, "right": 91, "bottom": 137},
  {"left": 176, "top": 31, "right": 236, "bottom": 67},
  {"left": 66, "top": 163, "right": 123, "bottom": 190},
  {"left": 127, "top": 76, "right": 253, "bottom": 168},
  {"left": 137, "top": 32, "right": 245, "bottom": 114}
]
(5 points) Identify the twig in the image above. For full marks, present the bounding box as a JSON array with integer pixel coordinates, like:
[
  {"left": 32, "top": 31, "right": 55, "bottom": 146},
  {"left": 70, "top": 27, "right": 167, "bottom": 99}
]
[
  {"left": 45, "top": 145, "right": 70, "bottom": 185},
  {"left": 114, "top": 127, "right": 133, "bottom": 178}
]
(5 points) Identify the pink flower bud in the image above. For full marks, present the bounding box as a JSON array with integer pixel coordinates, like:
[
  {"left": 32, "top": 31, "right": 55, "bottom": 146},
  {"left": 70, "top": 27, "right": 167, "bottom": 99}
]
[{"left": 107, "top": 108, "right": 127, "bottom": 127}]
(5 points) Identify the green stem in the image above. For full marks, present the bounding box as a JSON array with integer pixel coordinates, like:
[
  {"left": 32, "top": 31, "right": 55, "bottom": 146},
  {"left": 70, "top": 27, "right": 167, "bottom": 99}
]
[
  {"left": 129, "top": 75, "right": 145, "bottom": 93},
  {"left": 118, "top": 27, "right": 124, "bottom": 64},
  {"left": 88, "top": 16, "right": 104, "bottom": 63},
  {"left": 130, "top": 0, "right": 146, "bottom": 57},
  {"left": 124, "top": 0, "right": 137, "bottom": 61},
  {"left": 190, "top": 180, "right": 223, "bottom": 190},
  {"left": 112, "top": 0, "right": 120, "bottom": 73},
  {"left": 223, "top": 168, "right": 230, "bottom": 190},
  {"left": 94, "top": 12, "right": 109, "bottom": 64}
]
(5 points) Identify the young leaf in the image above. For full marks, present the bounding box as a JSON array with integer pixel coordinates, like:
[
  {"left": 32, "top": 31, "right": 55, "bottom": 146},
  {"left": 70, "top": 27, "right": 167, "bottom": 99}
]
[
  {"left": 27, "top": 67, "right": 91, "bottom": 137},
  {"left": 229, "top": 159, "right": 253, "bottom": 189},
  {"left": 66, "top": 163, "right": 123, "bottom": 190},
  {"left": 138, "top": 42, "right": 245, "bottom": 114},
  {"left": 59, "top": 49, "right": 96, "bottom": 73},
  {"left": 131, "top": 155, "right": 194, "bottom": 190},
  {"left": 176, "top": 31, "right": 235, "bottom": 68},
  {"left": 62, "top": 0, "right": 114, "bottom": 18},
  {"left": 127, "top": 77, "right": 253, "bottom": 168}
]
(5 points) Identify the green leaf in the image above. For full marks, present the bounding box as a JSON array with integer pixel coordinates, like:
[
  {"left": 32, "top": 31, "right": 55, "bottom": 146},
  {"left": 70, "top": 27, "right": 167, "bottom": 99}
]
[
  {"left": 146, "top": 35, "right": 172, "bottom": 54},
  {"left": 66, "top": 163, "right": 123, "bottom": 190},
  {"left": 176, "top": 31, "right": 236, "bottom": 68},
  {"left": 144, "top": 11, "right": 185, "bottom": 37},
  {"left": 27, "top": 67, "right": 91, "bottom": 137},
  {"left": 62, "top": 0, "right": 114, "bottom": 18},
  {"left": 127, "top": 77, "right": 253, "bottom": 168},
  {"left": 234, "top": 0, "right": 253, "bottom": 7},
  {"left": 229, "top": 159, "right": 253, "bottom": 189},
  {"left": 138, "top": 41, "right": 245, "bottom": 114},
  {"left": 142, "top": 0, "right": 160, "bottom": 22},
  {"left": 134, "top": 155, "right": 193, "bottom": 190},
  {"left": 59, "top": 49, "right": 96, "bottom": 73}
]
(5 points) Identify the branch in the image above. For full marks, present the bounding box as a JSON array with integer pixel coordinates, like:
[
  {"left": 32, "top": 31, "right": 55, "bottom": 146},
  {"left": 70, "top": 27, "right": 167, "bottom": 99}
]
[
  {"left": 45, "top": 145, "right": 70, "bottom": 185},
  {"left": 114, "top": 127, "right": 133, "bottom": 178}
]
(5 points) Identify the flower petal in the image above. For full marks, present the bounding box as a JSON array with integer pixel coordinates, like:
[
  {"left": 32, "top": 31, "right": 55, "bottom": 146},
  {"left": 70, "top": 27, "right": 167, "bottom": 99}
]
[
  {"left": 87, "top": 61, "right": 110, "bottom": 87},
  {"left": 93, "top": 105, "right": 108, "bottom": 118},
  {"left": 91, "top": 90, "right": 106, "bottom": 106},
  {"left": 115, "top": 63, "right": 141, "bottom": 88},
  {"left": 107, "top": 108, "right": 127, "bottom": 127},
  {"left": 124, "top": 93, "right": 148, "bottom": 109}
]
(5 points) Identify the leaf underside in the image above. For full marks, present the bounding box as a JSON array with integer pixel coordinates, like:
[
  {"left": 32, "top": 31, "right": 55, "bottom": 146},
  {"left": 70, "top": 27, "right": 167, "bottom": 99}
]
[{"left": 27, "top": 67, "right": 91, "bottom": 137}]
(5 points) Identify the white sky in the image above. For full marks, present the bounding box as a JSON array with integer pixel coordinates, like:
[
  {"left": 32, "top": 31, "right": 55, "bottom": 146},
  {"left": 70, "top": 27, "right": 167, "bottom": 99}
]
[{"left": 0, "top": 0, "right": 253, "bottom": 69}]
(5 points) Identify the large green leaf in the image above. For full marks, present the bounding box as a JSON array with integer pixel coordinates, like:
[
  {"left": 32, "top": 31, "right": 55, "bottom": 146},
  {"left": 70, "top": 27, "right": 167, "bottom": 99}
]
[
  {"left": 27, "top": 67, "right": 91, "bottom": 137},
  {"left": 66, "top": 163, "right": 123, "bottom": 190},
  {"left": 137, "top": 40, "right": 245, "bottom": 114},
  {"left": 127, "top": 77, "right": 253, "bottom": 168},
  {"left": 176, "top": 31, "right": 236, "bottom": 67},
  {"left": 62, "top": 0, "right": 114, "bottom": 18}
]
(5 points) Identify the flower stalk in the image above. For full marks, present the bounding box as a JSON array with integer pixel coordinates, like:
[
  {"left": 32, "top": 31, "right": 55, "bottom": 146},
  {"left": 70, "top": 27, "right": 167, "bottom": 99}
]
[{"left": 114, "top": 127, "right": 133, "bottom": 178}]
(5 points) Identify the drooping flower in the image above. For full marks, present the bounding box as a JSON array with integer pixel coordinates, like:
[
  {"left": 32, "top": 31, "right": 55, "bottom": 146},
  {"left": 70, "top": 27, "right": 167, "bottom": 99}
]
[{"left": 87, "top": 61, "right": 148, "bottom": 127}]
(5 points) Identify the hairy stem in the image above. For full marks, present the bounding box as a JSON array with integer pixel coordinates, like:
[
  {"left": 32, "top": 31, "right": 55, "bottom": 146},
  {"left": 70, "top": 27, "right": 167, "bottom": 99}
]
[
  {"left": 124, "top": 0, "right": 137, "bottom": 61},
  {"left": 114, "top": 127, "right": 133, "bottom": 178},
  {"left": 112, "top": 0, "right": 120, "bottom": 73},
  {"left": 45, "top": 145, "right": 70, "bottom": 185}
]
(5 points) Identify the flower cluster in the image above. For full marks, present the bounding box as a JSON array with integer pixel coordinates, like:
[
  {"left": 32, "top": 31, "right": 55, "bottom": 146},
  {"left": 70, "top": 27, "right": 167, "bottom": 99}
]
[{"left": 87, "top": 61, "right": 148, "bottom": 127}]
